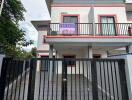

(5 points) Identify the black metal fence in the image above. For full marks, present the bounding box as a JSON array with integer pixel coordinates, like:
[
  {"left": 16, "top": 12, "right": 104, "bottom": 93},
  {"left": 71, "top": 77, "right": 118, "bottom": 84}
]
[
  {"left": 0, "top": 58, "right": 30, "bottom": 100},
  {"left": 0, "top": 58, "right": 129, "bottom": 100},
  {"left": 47, "top": 23, "right": 132, "bottom": 36}
]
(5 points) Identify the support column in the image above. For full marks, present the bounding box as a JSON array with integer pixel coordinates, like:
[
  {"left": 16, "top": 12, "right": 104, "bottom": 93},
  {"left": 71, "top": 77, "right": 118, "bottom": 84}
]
[
  {"left": 101, "top": 51, "right": 108, "bottom": 58},
  {"left": 49, "top": 45, "right": 53, "bottom": 58},
  {"left": 36, "top": 54, "right": 41, "bottom": 72},
  {"left": 49, "top": 45, "right": 53, "bottom": 81},
  {"left": 88, "top": 46, "right": 93, "bottom": 58}
]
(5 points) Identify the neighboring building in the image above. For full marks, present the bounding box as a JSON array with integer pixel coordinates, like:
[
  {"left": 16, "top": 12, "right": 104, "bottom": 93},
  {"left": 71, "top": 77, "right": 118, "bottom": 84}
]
[{"left": 31, "top": 0, "right": 132, "bottom": 71}]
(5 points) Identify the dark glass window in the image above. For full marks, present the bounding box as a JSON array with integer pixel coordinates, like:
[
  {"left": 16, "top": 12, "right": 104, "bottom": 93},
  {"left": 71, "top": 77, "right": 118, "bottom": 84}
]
[
  {"left": 63, "top": 16, "right": 78, "bottom": 33},
  {"left": 100, "top": 16, "right": 116, "bottom": 35},
  {"left": 64, "top": 55, "right": 76, "bottom": 66}
]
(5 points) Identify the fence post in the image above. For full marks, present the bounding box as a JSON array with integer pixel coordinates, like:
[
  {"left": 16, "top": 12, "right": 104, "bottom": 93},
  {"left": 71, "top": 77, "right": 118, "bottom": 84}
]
[
  {"left": 118, "top": 59, "right": 129, "bottom": 100},
  {"left": 0, "top": 58, "right": 11, "bottom": 100},
  {"left": 27, "top": 59, "right": 36, "bottom": 100},
  {"left": 91, "top": 60, "right": 98, "bottom": 100}
]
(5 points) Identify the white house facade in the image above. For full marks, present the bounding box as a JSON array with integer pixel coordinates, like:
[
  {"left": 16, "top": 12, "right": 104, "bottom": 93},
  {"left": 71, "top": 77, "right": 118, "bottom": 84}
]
[
  {"left": 30, "top": 0, "right": 132, "bottom": 99},
  {"left": 32, "top": 0, "right": 132, "bottom": 71}
]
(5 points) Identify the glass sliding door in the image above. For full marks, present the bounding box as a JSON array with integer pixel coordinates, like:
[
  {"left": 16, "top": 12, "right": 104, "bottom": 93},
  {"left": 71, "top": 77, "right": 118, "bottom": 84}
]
[
  {"left": 63, "top": 16, "right": 78, "bottom": 34},
  {"left": 100, "top": 16, "right": 116, "bottom": 35}
]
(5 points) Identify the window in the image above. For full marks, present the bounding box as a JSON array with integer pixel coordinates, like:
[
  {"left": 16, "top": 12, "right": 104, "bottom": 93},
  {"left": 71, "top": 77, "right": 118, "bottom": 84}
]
[
  {"left": 64, "top": 55, "right": 76, "bottom": 66},
  {"left": 100, "top": 16, "right": 116, "bottom": 35},
  {"left": 41, "top": 56, "right": 55, "bottom": 71},
  {"left": 63, "top": 16, "right": 78, "bottom": 33},
  {"left": 127, "top": 11, "right": 132, "bottom": 21},
  {"left": 41, "top": 56, "right": 49, "bottom": 71},
  {"left": 93, "top": 54, "right": 101, "bottom": 58}
]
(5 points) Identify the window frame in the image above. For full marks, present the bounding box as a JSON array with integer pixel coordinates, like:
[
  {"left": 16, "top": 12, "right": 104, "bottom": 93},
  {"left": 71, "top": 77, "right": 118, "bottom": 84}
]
[
  {"left": 98, "top": 14, "right": 118, "bottom": 35},
  {"left": 61, "top": 14, "right": 80, "bottom": 34},
  {"left": 63, "top": 55, "right": 76, "bottom": 67}
]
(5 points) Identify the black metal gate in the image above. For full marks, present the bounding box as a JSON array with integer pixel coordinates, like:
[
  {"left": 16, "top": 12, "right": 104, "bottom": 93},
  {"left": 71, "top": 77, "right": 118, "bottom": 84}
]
[{"left": 0, "top": 58, "right": 129, "bottom": 100}]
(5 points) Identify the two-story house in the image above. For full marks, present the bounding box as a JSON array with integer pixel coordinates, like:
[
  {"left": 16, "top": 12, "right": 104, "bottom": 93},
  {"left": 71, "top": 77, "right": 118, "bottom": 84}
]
[
  {"left": 30, "top": 1, "right": 132, "bottom": 100},
  {"left": 32, "top": 0, "right": 132, "bottom": 71}
]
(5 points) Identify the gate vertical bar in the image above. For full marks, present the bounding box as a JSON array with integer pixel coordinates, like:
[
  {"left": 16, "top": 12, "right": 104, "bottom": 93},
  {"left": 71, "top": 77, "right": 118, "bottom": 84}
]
[
  {"left": 61, "top": 59, "right": 67, "bottom": 100},
  {"left": 118, "top": 59, "right": 129, "bottom": 100},
  {"left": 0, "top": 58, "right": 11, "bottom": 100},
  {"left": 27, "top": 59, "right": 36, "bottom": 100},
  {"left": 91, "top": 60, "right": 99, "bottom": 100}
]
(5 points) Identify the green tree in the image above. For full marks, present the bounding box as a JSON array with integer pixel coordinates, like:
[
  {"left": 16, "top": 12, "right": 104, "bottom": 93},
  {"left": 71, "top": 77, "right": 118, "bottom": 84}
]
[
  {"left": 31, "top": 47, "right": 37, "bottom": 57},
  {"left": 0, "top": 0, "right": 32, "bottom": 57}
]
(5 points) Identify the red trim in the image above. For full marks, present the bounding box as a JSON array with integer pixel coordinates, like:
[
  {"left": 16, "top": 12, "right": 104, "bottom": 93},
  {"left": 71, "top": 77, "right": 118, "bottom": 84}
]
[
  {"left": 61, "top": 14, "right": 80, "bottom": 34},
  {"left": 128, "top": 18, "right": 132, "bottom": 21},
  {"left": 43, "top": 35, "right": 47, "bottom": 37},
  {"left": 39, "top": 54, "right": 49, "bottom": 56},
  {"left": 37, "top": 50, "right": 49, "bottom": 52},
  {"left": 46, "top": 36, "right": 132, "bottom": 38},
  {"left": 98, "top": 14, "right": 118, "bottom": 35},
  {"left": 37, "top": 50, "right": 56, "bottom": 53},
  {"left": 52, "top": 4, "right": 125, "bottom": 7}
]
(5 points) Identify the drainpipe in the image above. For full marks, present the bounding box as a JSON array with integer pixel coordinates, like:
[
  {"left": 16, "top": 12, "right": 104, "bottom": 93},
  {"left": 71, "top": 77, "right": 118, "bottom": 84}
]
[
  {"left": 91, "top": 0, "right": 95, "bottom": 35},
  {"left": 0, "top": 0, "right": 5, "bottom": 16}
]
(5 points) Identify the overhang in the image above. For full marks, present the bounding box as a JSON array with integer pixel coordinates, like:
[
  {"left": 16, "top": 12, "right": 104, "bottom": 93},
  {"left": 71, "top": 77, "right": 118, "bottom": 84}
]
[{"left": 45, "top": 36, "right": 132, "bottom": 47}]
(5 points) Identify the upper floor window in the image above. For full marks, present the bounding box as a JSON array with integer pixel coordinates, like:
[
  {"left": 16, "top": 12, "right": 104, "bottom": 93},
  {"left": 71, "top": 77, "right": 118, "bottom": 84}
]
[
  {"left": 127, "top": 11, "right": 132, "bottom": 21},
  {"left": 63, "top": 16, "right": 78, "bottom": 34},
  {"left": 100, "top": 16, "right": 116, "bottom": 35}
]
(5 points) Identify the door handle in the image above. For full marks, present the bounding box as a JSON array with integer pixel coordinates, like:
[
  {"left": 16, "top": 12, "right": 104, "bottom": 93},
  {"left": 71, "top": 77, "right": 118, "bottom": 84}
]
[{"left": 63, "top": 78, "right": 67, "bottom": 82}]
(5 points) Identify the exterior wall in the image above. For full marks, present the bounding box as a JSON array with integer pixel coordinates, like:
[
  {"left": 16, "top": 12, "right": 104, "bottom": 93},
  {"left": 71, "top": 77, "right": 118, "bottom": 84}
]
[
  {"left": 37, "top": 29, "right": 53, "bottom": 71},
  {"left": 37, "top": 30, "right": 49, "bottom": 51},
  {"left": 51, "top": 6, "right": 127, "bottom": 23},
  {"left": 94, "top": 7, "right": 127, "bottom": 23},
  {"left": 51, "top": 6, "right": 127, "bottom": 35},
  {"left": 37, "top": 30, "right": 50, "bottom": 58},
  {"left": 51, "top": 7, "right": 90, "bottom": 23}
]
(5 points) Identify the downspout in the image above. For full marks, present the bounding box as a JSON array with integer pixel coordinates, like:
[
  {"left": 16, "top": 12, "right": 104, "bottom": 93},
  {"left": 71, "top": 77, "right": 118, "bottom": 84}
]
[{"left": 91, "top": 0, "right": 95, "bottom": 35}]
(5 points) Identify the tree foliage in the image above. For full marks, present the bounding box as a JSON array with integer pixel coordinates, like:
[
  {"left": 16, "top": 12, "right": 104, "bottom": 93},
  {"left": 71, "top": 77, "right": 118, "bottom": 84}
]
[
  {"left": 31, "top": 47, "right": 37, "bottom": 57},
  {"left": 0, "top": 0, "right": 33, "bottom": 57}
]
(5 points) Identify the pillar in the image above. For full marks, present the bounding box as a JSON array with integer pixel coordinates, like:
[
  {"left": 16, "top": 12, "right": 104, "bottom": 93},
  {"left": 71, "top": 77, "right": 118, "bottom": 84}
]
[
  {"left": 49, "top": 45, "right": 53, "bottom": 58},
  {"left": 49, "top": 45, "right": 53, "bottom": 81},
  {"left": 88, "top": 46, "right": 93, "bottom": 58},
  {"left": 87, "top": 46, "right": 93, "bottom": 82},
  {"left": 36, "top": 54, "right": 41, "bottom": 72},
  {"left": 101, "top": 51, "right": 108, "bottom": 58}
]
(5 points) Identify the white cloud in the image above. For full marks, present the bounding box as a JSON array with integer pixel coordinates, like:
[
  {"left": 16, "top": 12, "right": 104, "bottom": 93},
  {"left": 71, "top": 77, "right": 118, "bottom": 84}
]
[
  {"left": 21, "top": 0, "right": 50, "bottom": 21},
  {"left": 22, "top": 45, "right": 36, "bottom": 52},
  {"left": 19, "top": 0, "right": 50, "bottom": 51}
]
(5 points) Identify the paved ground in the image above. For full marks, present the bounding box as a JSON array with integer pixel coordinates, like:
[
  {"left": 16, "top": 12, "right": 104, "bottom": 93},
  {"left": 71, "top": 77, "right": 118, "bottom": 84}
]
[
  {"left": 4, "top": 71, "right": 115, "bottom": 100},
  {"left": 34, "top": 72, "right": 93, "bottom": 100}
]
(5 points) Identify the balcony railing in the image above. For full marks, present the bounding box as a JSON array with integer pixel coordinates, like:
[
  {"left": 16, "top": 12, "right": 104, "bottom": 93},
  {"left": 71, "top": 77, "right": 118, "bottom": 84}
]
[{"left": 47, "top": 23, "right": 132, "bottom": 36}]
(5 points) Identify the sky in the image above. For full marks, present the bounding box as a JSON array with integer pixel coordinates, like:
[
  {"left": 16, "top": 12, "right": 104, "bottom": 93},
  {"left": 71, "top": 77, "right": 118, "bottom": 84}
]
[{"left": 20, "top": 0, "right": 50, "bottom": 51}]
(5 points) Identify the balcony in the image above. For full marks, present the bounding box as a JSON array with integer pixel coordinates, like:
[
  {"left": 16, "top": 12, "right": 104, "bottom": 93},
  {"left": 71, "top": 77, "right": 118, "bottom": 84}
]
[{"left": 47, "top": 23, "right": 132, "bottom": 36}]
